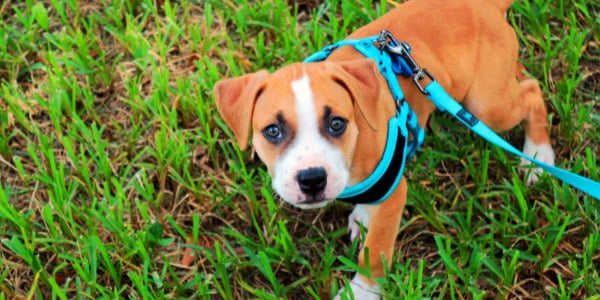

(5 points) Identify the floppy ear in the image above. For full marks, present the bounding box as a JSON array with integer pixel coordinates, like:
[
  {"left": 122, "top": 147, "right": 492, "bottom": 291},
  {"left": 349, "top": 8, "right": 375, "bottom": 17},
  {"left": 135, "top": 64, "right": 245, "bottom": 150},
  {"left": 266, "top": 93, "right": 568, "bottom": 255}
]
[
  {"left": 214, "top": 70, "right": 269, "bottom": 150},
  {"left": 334, "top": 59, "right": 381, "bottom": 131}
]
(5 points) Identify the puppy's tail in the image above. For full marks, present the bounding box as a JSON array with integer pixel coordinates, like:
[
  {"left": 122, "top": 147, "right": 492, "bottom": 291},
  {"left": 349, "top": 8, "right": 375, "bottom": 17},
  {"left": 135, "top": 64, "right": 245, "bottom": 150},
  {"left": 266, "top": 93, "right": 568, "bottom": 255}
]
[{"left": 494, "top": 0, "right": 515, "bottom": 12}]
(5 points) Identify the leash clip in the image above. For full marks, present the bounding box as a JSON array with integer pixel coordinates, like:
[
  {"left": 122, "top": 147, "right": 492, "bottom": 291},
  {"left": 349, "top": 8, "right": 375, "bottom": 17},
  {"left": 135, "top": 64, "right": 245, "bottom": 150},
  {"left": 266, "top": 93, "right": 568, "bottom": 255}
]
[
  {"left": 377, "top": 30, "right": 435, "bottom": 95},
  {"left": 412, "top": 69, "right": 434, "bottom": 95},
  {"left": 377, "top": 30, "right": 402, "bottom": 53}
]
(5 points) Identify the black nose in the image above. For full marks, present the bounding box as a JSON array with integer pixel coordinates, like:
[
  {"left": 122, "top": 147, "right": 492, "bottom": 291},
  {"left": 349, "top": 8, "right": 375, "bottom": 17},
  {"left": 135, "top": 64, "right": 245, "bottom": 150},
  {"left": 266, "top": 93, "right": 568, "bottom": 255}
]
[{"left": 296, "top": 167, "right": 327, "bottom": 195}]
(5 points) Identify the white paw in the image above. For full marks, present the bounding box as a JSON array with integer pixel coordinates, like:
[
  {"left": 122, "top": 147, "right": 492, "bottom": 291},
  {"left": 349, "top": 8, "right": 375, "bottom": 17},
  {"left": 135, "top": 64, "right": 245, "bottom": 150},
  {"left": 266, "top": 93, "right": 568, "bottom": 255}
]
[
  {"left": 520, "top": 136, "right": 555, "bottom": 185},
  {"left": 334, "top": 274, "right": 381, "bottom": 300},
  {"left": 348, "top": 205, "right": 371, "bottom": 242}
]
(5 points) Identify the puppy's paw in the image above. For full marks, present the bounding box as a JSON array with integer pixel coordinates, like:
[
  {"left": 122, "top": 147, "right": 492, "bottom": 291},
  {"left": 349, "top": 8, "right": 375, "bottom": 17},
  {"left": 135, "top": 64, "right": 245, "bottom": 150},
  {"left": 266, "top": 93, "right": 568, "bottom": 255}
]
[
  {"left": 334, "top": 274, "right": 381, "bottom": 300},
  {"left": 347, "top": 205, "right": 370, "bottom": 242},
  {"left": 520, "top": 137, "right": 555, "bottom": 185}
]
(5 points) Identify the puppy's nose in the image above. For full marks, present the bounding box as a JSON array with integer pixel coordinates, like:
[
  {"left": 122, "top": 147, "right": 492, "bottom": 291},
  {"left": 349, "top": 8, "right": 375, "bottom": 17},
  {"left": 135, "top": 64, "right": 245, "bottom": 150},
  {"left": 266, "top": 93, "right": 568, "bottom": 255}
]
[{"left": 296, "top": 167, "right": 327, "bottom": 195}]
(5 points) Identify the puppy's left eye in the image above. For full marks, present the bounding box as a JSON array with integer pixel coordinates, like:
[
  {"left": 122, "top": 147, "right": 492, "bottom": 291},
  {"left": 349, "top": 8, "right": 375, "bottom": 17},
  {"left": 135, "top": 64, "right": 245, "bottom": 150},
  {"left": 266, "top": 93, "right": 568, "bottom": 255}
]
[{"left": 328, "top": 117, "right": 347, "bottom": 137}]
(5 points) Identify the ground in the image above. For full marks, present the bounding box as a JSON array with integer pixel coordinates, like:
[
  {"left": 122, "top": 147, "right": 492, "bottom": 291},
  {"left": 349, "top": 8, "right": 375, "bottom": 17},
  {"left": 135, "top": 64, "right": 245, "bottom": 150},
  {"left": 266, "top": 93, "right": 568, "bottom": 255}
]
[{"left": 0, "top": 0, "right": 599, "bottom": 299}]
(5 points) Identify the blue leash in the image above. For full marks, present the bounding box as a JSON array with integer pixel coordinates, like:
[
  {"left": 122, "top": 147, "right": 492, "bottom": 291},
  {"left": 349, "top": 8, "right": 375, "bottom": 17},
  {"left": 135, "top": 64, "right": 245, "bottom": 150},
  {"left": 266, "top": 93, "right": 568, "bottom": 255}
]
[
  {"left": 424, "top": 81, "right": 600, "bottom": 200},
  {"left": 378, "top": 30, "right": 600, "bottom": 200},
  {"left": 306, "top": 30, "right": 600, "bottom": 201}
]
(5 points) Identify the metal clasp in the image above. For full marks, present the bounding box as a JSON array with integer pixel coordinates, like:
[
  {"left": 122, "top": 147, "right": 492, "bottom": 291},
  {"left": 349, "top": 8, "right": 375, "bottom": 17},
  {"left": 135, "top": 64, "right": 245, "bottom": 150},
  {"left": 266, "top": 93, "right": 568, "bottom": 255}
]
[
  {"left": 377, "top": 30, "right": 435, "bottom": 95},
  {"left": 412, "top": 69, "right": 434, "bottom": 95},
  {"left": 377, "top": 30, "right": 402, "bottom": 53}
]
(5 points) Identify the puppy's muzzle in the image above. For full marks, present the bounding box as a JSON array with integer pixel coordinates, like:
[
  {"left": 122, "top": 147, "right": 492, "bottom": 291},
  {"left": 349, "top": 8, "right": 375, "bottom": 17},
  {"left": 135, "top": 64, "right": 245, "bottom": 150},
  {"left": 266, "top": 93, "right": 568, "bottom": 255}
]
[{"left": 296, "top": 167, "right": 327, "bottom": 198}]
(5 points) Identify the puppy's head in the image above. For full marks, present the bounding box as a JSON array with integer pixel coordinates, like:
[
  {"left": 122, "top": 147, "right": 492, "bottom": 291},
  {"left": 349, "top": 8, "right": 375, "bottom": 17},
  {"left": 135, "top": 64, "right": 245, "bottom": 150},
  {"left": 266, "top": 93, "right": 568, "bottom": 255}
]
[{"left": 214, "top": 59, "right": 380, "bottom": 209}]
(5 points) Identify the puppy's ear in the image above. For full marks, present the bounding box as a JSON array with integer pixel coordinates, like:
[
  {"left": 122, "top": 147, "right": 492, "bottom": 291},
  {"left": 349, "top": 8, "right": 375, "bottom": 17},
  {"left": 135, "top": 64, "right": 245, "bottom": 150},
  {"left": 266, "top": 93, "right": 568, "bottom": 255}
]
[
  {"left": 214, "top": 70, "right": 269, "bottom": 150},
  {"left": 334, "top": 59, "right": 381, "bottom": 131}
]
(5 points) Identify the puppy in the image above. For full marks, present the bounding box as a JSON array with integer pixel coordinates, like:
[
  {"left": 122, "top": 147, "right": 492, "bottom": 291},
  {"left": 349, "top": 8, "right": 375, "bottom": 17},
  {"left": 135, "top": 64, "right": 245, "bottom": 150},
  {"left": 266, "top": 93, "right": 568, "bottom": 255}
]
[{"left": 213, "top": 0, "right": 554, "bottom": 298}]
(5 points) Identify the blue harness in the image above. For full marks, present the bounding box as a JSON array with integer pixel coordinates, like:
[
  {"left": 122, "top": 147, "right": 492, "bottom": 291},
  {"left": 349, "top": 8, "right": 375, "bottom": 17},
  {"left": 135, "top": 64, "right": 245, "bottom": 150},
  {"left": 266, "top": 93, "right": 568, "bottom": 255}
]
[
  {"left": 304, "top": 30, "right": 600, "bottom": 203},
  {"left": 304, "top": 32, "right": 424, "bottom": 204}
]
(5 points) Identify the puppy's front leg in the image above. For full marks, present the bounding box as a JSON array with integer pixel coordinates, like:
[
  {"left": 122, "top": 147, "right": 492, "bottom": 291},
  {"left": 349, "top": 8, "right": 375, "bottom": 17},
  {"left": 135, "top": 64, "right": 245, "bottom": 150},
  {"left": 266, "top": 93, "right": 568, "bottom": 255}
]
[
  {"left": 336, "top": 177, "right": 408, "bottom": 300},
  {"left": 348, "top": 204, "right": 374, "bottom": 242}
]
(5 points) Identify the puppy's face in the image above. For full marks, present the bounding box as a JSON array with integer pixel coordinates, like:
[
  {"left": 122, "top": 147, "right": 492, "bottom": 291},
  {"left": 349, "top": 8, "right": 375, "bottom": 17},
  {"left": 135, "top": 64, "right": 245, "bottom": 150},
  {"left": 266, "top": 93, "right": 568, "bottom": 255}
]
[
  {"left": 252, "top": 68, "right": 359, "bottom": 208},
  {"left": 214, "top": 60, "right": 381, "bottom": 209}
]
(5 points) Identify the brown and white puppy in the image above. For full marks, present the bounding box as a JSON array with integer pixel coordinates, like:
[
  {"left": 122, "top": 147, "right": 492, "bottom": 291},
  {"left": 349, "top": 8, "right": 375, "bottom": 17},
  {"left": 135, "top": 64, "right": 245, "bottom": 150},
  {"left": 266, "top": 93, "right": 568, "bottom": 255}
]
[{"left": 214, "top": 0, "right": 555, "bottom": 298}]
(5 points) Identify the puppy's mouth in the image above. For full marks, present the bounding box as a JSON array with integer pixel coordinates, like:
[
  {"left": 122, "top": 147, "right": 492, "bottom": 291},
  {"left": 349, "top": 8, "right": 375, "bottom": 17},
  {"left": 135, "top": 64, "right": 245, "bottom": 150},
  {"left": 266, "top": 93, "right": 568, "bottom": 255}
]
[
  {"left": 303, "top": 196, "right": 323, "bottom": 203},
  {"left": 292, "top": 195, "right": 333, "bottom": 209},
  {"left": 298, "top": 194, "right": 327, "bottom": 205}
]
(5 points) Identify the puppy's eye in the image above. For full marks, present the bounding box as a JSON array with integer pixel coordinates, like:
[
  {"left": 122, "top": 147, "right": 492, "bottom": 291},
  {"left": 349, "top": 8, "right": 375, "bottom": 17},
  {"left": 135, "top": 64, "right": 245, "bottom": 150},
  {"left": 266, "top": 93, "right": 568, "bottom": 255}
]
[
  {"left": 263, "top": 124, "right": 284, "bottom": 143},
  {"left": 328, "top": 117, "right": 347, "bottom": 137}
]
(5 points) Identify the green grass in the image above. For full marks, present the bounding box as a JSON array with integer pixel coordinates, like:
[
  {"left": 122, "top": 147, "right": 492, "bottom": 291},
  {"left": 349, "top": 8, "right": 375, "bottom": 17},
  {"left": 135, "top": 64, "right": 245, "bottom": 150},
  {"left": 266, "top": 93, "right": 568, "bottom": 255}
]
[{"left": 0, "top": 0, "right": 599, "bottom": 299}]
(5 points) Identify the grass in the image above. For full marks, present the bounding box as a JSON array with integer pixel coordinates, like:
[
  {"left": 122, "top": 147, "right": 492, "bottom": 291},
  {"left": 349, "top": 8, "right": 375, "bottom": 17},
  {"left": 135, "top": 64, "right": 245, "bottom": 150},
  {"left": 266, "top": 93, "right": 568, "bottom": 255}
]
[{"left": 0, "top": 0, "right": 599, "bottom": 298}]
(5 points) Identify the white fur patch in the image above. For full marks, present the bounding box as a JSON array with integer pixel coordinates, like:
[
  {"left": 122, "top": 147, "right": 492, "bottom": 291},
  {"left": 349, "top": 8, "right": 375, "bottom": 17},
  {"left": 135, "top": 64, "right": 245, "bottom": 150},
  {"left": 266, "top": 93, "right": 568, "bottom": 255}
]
[
  {"left": 334, "top": 274, "right": 381, "bottom": 300},
  {"left": 348, "top": 204, "right": 373, "bottom": 242},
  {"left": 271, "top": 75, "right": 349, "bottom": 208},
  {"left": 520, "top": 136, "right": 555, "bottom": 185}
]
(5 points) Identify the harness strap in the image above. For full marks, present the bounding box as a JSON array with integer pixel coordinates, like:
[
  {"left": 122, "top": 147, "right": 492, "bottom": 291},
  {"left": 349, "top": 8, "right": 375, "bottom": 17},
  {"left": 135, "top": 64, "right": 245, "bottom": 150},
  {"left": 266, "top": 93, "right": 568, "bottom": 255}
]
[{"left": 337, "top": 117, "right": 408, "bottom": 204}]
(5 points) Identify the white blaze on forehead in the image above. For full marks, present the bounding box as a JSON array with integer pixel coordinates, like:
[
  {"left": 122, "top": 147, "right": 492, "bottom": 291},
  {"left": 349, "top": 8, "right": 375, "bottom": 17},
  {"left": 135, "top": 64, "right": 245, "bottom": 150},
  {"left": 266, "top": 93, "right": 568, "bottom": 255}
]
[
  {"left": 270, "top": 74, "right": 349, "bottom": 207},
  {"left": 291, "top": 75, "right": 319, "bottom": 138}
]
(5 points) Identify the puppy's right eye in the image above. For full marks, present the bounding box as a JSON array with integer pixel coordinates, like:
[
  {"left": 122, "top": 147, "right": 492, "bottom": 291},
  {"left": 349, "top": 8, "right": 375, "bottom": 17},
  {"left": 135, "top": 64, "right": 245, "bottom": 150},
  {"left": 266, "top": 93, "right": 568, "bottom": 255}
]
[{"left": 263, "top": 124, "right": 284, "bottom": 143}]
